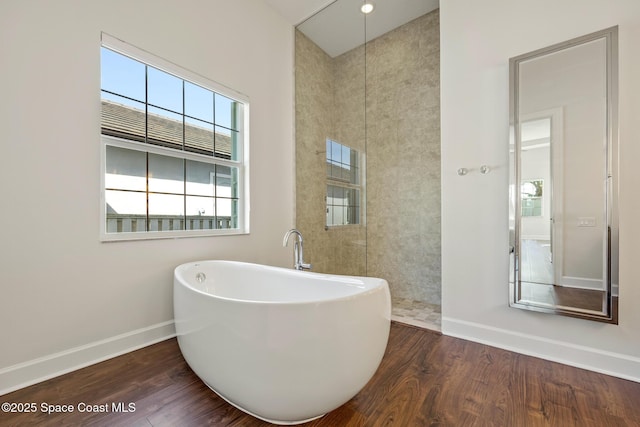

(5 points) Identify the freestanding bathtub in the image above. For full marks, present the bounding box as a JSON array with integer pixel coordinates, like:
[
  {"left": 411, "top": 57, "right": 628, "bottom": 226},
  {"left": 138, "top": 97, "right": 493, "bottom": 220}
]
[{"left": 173, "top": 260, "right": 391, "bottom": 425}]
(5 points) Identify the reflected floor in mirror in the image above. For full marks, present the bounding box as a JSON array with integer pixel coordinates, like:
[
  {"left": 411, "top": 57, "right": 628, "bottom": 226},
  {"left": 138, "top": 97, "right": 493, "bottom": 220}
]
[
  {"left": 520, "top": 239, "right": 553, "bottom": 284},
  {"left": 520, "top": 281, "right": 606, "bottom": 312},
  {"left": 391, "top": 297, "right": 441, "bottom": 331}
]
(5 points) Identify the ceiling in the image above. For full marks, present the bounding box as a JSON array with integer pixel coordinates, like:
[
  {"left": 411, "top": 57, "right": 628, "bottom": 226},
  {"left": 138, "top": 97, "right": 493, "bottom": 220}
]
[
  {"left": 263, "top": 0, "right": 336, "bottom": 25},
  {"left": 264, "top": 0, "right": 439, "bottom": 57}
]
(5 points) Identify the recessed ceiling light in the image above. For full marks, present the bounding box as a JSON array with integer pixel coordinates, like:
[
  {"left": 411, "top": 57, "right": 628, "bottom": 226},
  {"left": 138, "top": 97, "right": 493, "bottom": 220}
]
[{"left": 361, "top": 3, "right": 375, "bottom": 14}]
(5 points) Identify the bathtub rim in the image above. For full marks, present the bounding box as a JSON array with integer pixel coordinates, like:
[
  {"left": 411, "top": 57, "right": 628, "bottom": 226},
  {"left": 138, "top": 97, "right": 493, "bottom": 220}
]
[{"left": 174, "top": 260, "right": 390, "bottom": 306}]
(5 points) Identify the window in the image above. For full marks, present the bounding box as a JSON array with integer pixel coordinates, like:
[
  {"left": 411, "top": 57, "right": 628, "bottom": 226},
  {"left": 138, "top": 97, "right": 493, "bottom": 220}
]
[
  {"left": 326, "top": 139, "right": 361, "bottom": 226},
  {"left": 521, "top": 179, "right": 543, "bottom": 217},
  {"left": 100, "top": 33, "right": 249, "bottom": 240}
]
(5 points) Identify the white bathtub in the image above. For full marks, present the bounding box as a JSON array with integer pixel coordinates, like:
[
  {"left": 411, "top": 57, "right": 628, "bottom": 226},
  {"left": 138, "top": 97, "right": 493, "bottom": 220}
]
[{"left": 173, "top": 260, "right": 391, "bottom": 425}]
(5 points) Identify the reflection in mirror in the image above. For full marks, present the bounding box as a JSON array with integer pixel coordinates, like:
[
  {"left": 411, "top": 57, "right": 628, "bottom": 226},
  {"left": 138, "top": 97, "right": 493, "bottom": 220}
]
[{"left": 509, "top": 26, "right": 618, "bottom": 323}]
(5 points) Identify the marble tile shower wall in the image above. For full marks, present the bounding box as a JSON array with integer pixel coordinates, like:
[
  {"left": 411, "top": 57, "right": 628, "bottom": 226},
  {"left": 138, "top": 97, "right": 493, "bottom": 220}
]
[
  {"left": 366, "top": 11, "right": 441, "bottom": 304},
  {"left": 295, "top": 10, "right": 440, "bottom": 304}
]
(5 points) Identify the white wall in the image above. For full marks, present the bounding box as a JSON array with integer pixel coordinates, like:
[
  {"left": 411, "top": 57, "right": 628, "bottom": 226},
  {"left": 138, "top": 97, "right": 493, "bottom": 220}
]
[
  {"left": 441, "top": 0, "right": 640, "bottom": 381},
  {"left": 0, "top": 0, "right": 294, "bottom": 393}
]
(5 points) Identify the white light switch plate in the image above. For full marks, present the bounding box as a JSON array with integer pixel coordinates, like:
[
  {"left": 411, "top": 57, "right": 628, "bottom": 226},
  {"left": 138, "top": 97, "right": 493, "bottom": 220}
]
[{"left": 578, "top": 217, "right": 596, "bottom": 227}]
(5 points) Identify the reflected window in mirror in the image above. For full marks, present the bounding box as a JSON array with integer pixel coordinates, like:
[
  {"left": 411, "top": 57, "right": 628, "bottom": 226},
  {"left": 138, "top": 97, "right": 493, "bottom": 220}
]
[{"left": 521, "top": 180, "right": 543, "bottom": 217}]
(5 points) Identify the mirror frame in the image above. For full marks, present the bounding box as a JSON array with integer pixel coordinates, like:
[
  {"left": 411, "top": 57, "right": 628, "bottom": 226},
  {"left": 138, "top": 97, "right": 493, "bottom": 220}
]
[{"left": 508, "top": 26, "right": 619, "bottom": 324}]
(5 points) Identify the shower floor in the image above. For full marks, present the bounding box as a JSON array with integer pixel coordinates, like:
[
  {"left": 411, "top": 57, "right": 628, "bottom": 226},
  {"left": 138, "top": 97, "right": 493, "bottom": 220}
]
[{"left": 391, "top": 297, "right": 441, "bottom": 331}]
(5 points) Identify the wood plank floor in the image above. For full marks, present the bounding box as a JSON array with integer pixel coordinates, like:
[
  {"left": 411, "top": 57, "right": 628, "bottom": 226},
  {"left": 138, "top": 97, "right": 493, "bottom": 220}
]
[{"left": 2, "top": 322, "right": 639, "bottom": 426}]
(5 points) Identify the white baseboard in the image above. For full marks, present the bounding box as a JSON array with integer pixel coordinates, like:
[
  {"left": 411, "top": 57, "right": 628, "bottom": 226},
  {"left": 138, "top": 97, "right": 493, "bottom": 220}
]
[
  {"left": 0, "top": 321, "right": 176, "bottom": 396},
  {"left": 559, "top": 276, "right": 604, "bottom": 290},
  {"left": 441, "top": 317, "right": 640, "bottom": 383},
  {"left": 391, "top": 315, "right": 441, "bottom": 332},
  {"left": 521, "top": 235, "right": 550, "bottom": 241}
]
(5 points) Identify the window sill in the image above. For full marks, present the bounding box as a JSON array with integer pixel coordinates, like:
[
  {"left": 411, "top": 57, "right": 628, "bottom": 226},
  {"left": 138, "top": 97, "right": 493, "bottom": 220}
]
[{"left": 100, "top": 228, "right": 249, "bottom": 242}]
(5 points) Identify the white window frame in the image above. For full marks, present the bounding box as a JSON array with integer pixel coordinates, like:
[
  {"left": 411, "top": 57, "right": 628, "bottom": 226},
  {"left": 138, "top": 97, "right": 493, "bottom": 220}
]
[
  {"left": 100, "top": 33, "right": 250, "bottom": 241},
  {"left": 325, "top": 139, "right": 364, "bottom": 228}
]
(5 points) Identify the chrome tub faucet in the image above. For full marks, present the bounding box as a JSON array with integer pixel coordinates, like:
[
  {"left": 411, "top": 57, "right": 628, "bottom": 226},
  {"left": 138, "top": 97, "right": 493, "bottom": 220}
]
[{"left": 283, "top": 229, "right": 312, "bottom": 271}]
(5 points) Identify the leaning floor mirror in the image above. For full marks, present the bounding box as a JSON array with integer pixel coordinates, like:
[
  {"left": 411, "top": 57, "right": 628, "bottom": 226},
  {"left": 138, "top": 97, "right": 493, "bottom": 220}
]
[{"left": 509, "top": 26, "right": 619, "bottom": 323}]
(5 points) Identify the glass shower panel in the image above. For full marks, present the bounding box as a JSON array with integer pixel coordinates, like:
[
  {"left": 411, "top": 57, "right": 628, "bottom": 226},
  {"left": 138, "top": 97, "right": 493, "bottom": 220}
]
[
  {"left": 294, "top": 0, "right": 442, "bottom": 330},
  {"left": 295, "top": 1, "right": 367, "bottom": 276}
]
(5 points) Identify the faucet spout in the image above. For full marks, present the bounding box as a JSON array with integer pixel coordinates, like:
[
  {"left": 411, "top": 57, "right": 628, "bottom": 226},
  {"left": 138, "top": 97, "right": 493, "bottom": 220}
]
[
  {"left": 283, "top": 229, "right": 311, "bottom": 271},
  {"left": 283, "top": 228, "right": 301, "bottom": 247}
]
